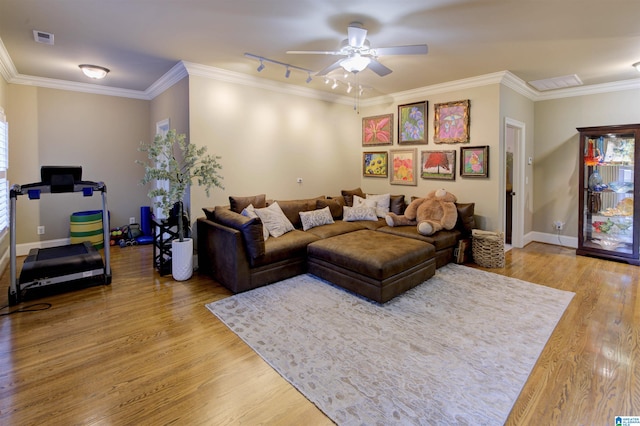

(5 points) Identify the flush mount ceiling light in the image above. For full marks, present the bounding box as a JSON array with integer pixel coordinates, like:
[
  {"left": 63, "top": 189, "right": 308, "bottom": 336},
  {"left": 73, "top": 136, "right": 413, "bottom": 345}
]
[
  {"left": 633, "top": 62, "right": 640, "bottom": 72},
  {"left": 79, "top": 64, "right": 110, "bottom": 79}
]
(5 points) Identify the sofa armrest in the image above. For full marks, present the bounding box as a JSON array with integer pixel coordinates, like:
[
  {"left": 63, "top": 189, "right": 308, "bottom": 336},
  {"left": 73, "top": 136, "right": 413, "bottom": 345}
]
[{"left": 197, "top": 217, "right": 252, "bottom": 293}]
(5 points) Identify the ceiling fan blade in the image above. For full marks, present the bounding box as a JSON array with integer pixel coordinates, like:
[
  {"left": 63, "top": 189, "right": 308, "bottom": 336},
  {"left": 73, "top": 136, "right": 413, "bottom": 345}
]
[
  {"left": 348, "top": 25, "right": 368, "bottom": 48},
  {"left": 373, "top": 44, "right": 429, "bottom": 56},
  {"left": 315, "top": 59, "right": 344, "bottom": 76},
  {"left": 367, "top": 59, "right": 393, "bottom": 77},
  {"left": 287, "top": 50, "right": 342, "bottom": 55}
]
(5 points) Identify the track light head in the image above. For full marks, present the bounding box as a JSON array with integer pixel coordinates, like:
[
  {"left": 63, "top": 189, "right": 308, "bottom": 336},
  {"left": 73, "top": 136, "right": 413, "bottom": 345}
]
[
  {"left": 306, "top": 73, "right": 312, "bottom": 83},
  {"left": 331, "top": 79, "right": 338, "bottom": 90},
  {"left": 285, "top": 67, "right": 291, "bottom": 78},
  {"left": 257, "top": 61, "right": 265, "bottom": 72}
]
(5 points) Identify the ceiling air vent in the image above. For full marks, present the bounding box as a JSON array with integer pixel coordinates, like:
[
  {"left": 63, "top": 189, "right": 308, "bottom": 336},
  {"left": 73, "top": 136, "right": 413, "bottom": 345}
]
[
  {"left": 528, "top": 74, "right": 582, "bottom": 91},
  {"left": 33, "top": 30, "right": 54, "bottom": 45}
]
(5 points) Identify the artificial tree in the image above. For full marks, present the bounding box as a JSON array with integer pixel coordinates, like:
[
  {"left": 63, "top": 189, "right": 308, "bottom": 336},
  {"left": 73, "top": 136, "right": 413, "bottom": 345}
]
[{"left": 137, "top": 129, "right": 223, "bottom": 241}]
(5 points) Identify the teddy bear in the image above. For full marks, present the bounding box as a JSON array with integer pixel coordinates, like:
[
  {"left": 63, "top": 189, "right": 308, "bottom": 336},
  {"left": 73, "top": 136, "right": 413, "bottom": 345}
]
[{"left": 385, "top": 188, "right": 458, "bottom": 236}]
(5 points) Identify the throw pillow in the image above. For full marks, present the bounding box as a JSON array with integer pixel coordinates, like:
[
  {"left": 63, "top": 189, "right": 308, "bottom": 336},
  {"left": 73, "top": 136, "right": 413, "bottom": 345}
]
[
  {"left": 299, "top": 206, "right": 335, "bottom": 231},
  {"left": 317, "top": 198, "right": 345, "bottom": 219},
  {"left": 229, "top": 194, "right": 267, "bottom": 213},
  {"left": 366, "top": 193, "right": 391, "bottom": 218},
  {"left": 352, "top": 194, "right": 377, "bottom": 209},
  {"left": 241, "top": 204, "right": 269, "bottom": 241},
  {"left": 341, "top": 187, "right": 365, "bottom": 207},
  {"left": 389, "top": 194, "right": 406, "bottom": 215},
  {"left": 254, "top": 202, "right": 295, "bottom": 237},
  {"left": 343, "top": 205, "right": 378, "bottom": 222}
]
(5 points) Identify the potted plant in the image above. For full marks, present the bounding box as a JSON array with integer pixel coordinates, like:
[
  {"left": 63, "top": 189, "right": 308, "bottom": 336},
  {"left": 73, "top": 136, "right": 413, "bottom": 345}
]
[{"left": 137, "top": 129, "right": 223, "bottom": 280}]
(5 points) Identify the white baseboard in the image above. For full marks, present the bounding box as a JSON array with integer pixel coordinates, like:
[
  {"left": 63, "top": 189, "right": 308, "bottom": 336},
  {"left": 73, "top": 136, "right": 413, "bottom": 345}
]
[
  {"left": 527, "top": 231, "right": 578, "bottom": 249},
  {"left": 16, "top": 238, "right": 71, "bottom": 256}
]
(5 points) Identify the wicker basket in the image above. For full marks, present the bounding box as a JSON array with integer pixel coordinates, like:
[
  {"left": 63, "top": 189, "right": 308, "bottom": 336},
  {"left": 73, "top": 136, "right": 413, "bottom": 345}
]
[{"left": 471, "top": 229, "right": 505, "bottom": 268}]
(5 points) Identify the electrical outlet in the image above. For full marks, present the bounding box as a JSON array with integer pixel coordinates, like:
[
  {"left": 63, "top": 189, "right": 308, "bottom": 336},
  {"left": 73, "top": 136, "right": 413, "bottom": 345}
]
[
  {"left": 129, "top": 217, "right": 136, "bottom": 224},
  {"left": 553, "top": 221, "right": 564, "bottom": 231},
  {"left": 37, "top": 225, "right": 45, "bottom": 235}
]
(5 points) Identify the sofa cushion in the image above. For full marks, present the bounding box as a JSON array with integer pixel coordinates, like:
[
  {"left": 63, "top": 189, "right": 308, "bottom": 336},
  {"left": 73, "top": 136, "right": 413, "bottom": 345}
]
[
  {"left": 275, "top": 197, "right": 325, "bottom": 228},
  {"left": 341, "top": 187, "right": 365, "bottom": 207},
  {"left": 455, "top": 202, "right": 476, "bottom": 235},
  {"left": 299, "top": 206, "right": 334, "bottom": 231},
  {"left": 214, "top": 206, "right": 265, "bottom": 259},
  {"left": 378, "top": 225, "right": 461, "bottom": 251},
  {"left": 317, "top": 197, "right": 345, "bottom": 219},
  {"left": 343, "top": 205, "right": 378, "bottom": 222},
  {"left": 254, "top": 202, "right": 295, "bottom": 238},
  {"left": 229, "top": 194, "right": 266, "bottom": 213},
  {"left": 304, "top": 220, "right": 366, "bottom": 239},
  {"left": 252, "top": 230, "right": 319, "bottom": 267}
]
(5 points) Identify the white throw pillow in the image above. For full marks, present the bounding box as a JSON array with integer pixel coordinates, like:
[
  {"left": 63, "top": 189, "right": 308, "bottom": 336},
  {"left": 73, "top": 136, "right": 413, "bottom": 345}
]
[
  {"left": 366, "top": 193, "right": 391, "bottom": 218},
  {"left": 299, "top": 206, "right": 335, "bottom": 231},
  {"left": 343, "top": 205, "right": 378, "bottom": 222},
  {"left": 353, "top": 194, "right": 377, "bottom": 209},
  {"left": 241, "top": 204, "right": 269, "bottom": 241},
  {"left": 254, "top": 202, "right": 295, "bottom": 238}
]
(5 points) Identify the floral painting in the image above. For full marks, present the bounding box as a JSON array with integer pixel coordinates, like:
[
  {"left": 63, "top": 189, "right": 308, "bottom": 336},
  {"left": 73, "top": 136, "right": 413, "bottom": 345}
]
[
  {"left": 398, "top": 102, "right": 427, "bottom": 144},
  {"left": 390, "top": 149, "right": 418, "bottom": 185},
  {"left": 460, "top": 146, "right": 489, "bottom": 178},
  {"left": 434, "top": 99, "right": 470, "bottom": 144},
  {"left": 363, "top": 151, "right": 388, "bottom": 178},
  {"left": 362, "top": 114, "right": 393, "bottom": 146},
  {"left": 421, "top": 150, "right": 456, "bottom": 180}
]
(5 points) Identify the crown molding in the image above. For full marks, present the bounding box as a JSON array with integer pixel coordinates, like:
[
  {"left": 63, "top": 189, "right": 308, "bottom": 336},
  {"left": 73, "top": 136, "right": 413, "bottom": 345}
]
[{"left": 1, "top": 34, "right": 638, "bottom": 104}]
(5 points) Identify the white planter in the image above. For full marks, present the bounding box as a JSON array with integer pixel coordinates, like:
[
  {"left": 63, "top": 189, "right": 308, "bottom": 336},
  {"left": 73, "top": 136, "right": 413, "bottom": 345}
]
[{"left": 171, "top": 238, "right": 193, "bottom": 281}]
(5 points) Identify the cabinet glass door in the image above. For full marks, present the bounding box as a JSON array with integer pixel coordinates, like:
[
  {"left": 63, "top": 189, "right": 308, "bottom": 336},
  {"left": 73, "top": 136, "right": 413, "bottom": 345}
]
[{"left": 582, "top": 133, "right": 635, "bottom": 254}]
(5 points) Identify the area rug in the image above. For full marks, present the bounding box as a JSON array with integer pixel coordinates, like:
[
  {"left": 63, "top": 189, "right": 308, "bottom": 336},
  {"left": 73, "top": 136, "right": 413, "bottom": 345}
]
[{"left": 206, "top": 264, "right": 574, "bottom": 425}]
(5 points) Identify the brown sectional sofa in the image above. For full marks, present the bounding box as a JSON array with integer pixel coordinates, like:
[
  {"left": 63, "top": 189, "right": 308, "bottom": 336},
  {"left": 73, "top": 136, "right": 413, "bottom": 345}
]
[{"left": 197, "top": 190, "right": 475, "bottom": 296}]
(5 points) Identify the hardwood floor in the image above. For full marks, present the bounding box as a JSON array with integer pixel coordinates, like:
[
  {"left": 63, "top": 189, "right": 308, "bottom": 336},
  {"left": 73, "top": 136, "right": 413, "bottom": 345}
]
[{"left": 0, "top": 242, "right": 638, "bottom": 425}]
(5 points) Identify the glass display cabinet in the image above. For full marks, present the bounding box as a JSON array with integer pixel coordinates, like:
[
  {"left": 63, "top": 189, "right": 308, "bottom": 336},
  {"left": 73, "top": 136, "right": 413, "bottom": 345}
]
[{"left": 577, "top": 124, "right": 639, "bottom": 265}]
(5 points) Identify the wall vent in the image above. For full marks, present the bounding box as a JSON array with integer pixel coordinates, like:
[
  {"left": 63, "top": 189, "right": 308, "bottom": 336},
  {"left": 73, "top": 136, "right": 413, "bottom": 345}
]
[{"left": 33, "top": 30, "right": 54, "bottom": 45}]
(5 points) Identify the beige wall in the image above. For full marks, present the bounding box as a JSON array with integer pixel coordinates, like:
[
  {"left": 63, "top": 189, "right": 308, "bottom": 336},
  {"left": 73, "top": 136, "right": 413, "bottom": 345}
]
[
  {"left": 500, "top": 85, "right": 535, "bottom": 235},
  {"left": 357, "top": 84, "right": 503, "bottom": 230},
  {"left": 533, "top": 89, "right": 640, "bottom": 238},
  {"left": 187, "top": 75, "right": 361, "bottom": 220},
  {"left": 6, "top": 85, "right": 150, "bottom": 245}
]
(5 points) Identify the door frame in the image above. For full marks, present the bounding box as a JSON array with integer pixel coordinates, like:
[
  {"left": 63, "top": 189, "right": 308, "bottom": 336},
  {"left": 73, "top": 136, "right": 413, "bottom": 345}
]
[{"left": 503, "top": 117, "right": 525, "bottom": 248}]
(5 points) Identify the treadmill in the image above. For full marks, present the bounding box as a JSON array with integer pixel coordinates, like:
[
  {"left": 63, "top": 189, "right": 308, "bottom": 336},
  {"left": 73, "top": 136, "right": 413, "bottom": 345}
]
[{"left": 8, "top": 166, "right": 112, "bottom": 305}]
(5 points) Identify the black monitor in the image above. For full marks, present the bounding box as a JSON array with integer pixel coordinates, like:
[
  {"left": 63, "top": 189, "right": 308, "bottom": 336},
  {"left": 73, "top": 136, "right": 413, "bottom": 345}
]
[{"left": 40, "top": 166, "right": 82, "bottom": 193}]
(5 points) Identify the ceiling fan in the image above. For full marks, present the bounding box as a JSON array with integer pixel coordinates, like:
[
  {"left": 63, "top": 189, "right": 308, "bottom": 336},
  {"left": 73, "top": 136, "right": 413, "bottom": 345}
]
[{"left": 287, "top": 22, "right": 428, "bottom": 77}]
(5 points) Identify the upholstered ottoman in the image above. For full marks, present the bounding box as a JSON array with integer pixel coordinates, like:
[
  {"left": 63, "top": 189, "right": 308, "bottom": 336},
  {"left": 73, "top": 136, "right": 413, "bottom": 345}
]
[{"left": 307, "top": 229, "right": 436, "bottom": 303}]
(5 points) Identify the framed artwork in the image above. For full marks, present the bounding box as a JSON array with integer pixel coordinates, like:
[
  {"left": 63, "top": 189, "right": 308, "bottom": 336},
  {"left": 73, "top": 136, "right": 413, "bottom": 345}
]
[
  {"left": 398, "top": 101, "right": 427, "bottom": 144},
  {"left": 362, "top": 114, "right": 393, "bottom": 146},
  {"left": 390, "top": 149, "right": 418, "bottom": 185},
  {"left": 362, "top": 151, "right": 388, "bottom": 178},
  {"left": 421, "top": 150, "right": 456, "bottom": 180},
  {"left": 434, "top": 99, "right": 470, "bottom": 144},
  {"left": 460, "top": 146, "right": 489, "bottom": 178}
]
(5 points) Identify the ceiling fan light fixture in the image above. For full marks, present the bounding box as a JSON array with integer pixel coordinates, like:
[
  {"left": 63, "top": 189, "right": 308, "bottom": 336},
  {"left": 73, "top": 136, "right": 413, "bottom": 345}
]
[
  {"left": 340, "top": 54, "right": 371, "bottom": 73},
  {"left": 79, "top": 64, "right": 109, "bottom": 79}
]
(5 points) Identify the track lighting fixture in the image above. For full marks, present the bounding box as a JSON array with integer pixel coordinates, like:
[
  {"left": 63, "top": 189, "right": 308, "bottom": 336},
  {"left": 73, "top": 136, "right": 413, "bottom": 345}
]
[
  {"left": 324, "top": 77, "right": 330, "bottom": 84},
  {"left": 634, "top": 62, "right": 640, "bottom": 72},
  {"left": 331, "top": 79, "right": 338, "bottom": 90},
  {"left": 346, "top": 83, "right": 352, "bottom": 94},
  {"left": 244, "top": 52, "right": 313, "bottom": 82}
]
